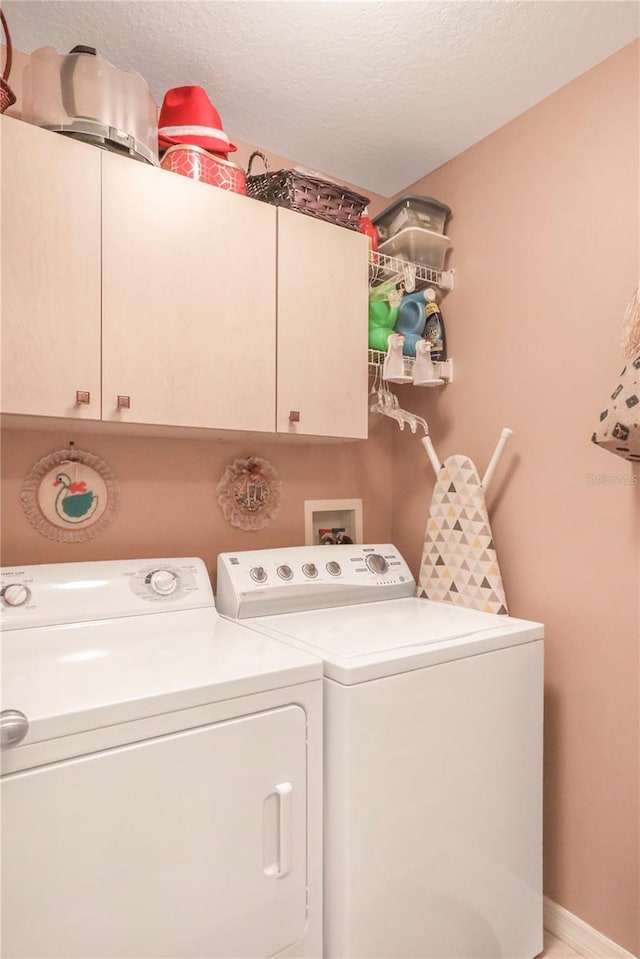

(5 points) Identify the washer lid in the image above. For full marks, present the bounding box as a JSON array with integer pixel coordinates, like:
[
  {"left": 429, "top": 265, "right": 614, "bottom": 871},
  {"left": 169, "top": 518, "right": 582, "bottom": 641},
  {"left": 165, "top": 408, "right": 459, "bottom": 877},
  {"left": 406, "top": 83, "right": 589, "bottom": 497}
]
[
  {"left": 246, "top": 597, "right": 544, "bottom": 684},
  {"left": 1, "top": 608, "right": 322, "bottom": 747}
]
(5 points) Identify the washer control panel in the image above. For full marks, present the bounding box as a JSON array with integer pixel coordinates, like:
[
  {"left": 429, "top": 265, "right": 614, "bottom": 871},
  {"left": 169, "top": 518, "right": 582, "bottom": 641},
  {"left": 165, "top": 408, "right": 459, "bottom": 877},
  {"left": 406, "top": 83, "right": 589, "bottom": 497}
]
[
  {"left": 216, "top": 545, "right": 415, "bottom": 618},
  {"left": 0, "top": 558, "right": 213, "bottom": 630}
]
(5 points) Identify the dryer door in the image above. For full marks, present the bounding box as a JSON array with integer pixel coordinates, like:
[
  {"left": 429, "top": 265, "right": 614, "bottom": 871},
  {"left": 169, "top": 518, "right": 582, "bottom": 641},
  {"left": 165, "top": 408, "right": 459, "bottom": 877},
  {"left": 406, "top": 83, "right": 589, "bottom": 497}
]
[{"left": 1, "top": 705, "right": 308, "bottom": 958}]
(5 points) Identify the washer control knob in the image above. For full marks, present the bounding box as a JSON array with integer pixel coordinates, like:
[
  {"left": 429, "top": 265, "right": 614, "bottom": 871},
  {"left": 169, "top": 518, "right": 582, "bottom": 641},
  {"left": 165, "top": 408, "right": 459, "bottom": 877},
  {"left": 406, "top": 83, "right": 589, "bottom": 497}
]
[
  {"left": 326, "top": 561, "right": 341, "bottom": 576},
  {"left": 302, "top": 563, "right": 318, "bottom": 579},
  {"left": 250, "top": 566, "right": 267, "bottom": 584},
  {"left": 149, "top": 570, "right": 179, "bottom": 595},
  {"left": 366, "top": 554, "right": 389, "bottom": 575},
  {"left": 2, "top": 584, "right": 30, "bottom": 607},
  {"left": 277, "top": 565, "right": 293, "bottom": 581}
]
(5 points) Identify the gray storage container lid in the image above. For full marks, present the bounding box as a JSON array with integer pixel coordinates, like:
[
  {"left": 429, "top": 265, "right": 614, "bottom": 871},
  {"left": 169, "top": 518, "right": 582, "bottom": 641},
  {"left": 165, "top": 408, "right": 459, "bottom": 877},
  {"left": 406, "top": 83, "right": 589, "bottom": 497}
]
[{"left": 373, "top": 193, "right": 452, "bottom": 226}]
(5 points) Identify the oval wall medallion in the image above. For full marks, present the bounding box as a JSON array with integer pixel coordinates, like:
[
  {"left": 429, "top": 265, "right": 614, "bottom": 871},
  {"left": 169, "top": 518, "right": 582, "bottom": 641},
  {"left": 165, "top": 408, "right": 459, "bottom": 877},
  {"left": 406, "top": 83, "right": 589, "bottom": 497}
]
[{"left": 217, "top": 456, "right": 282, "bottom": 531}]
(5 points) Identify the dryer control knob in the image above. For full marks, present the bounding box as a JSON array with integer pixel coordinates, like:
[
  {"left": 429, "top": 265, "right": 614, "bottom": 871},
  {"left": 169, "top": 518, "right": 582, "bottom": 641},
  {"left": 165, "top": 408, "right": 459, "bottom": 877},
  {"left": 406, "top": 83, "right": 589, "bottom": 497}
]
[
  {"left": 2, "top": 584, "right": 30, "bottom": 607},
  {"left": 365, "top": 554, "right": 389, "bottom": 575},
  {"left": 250, "top": 566, "right": 267, "bottom": 583},
  {"left": 277, "top": 565, "right": 293, "bottom": 581},
  {"left": 149, "top": 570, "right": 179, "bottom": 595},
  {"left": 302, "top": 563, "right": 318, "bottom": 579},
  {"left": 326, "top": 561, "right": 341, "bottom": 576}
]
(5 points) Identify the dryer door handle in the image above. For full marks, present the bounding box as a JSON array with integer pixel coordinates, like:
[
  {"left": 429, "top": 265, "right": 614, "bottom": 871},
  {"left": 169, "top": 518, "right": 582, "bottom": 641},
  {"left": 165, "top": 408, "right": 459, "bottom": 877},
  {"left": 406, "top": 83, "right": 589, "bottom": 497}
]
[
  {"left": 275, "top": 782, "right": 292, "bottom": 878},
  {"left": 262, "top": 782, "right": 293, "bottom": 879}
]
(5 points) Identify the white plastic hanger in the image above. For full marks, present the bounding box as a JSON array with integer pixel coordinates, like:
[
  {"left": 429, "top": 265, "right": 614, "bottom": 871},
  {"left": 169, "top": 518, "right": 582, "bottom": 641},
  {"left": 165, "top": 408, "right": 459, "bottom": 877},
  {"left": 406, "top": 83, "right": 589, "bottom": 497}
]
[{"left": 370, "top": 333, "right": 515, "bottom": 491}]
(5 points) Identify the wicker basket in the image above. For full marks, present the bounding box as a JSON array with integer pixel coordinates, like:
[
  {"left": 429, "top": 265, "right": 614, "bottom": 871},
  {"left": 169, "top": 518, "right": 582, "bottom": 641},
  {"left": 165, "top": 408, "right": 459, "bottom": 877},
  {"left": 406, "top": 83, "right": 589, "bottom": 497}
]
[
  {"left": 246, "top": 151, "right": 369, "bottom": 231},
  {"left": 0, "top": 9, "right": 16, "bottom": 114}
]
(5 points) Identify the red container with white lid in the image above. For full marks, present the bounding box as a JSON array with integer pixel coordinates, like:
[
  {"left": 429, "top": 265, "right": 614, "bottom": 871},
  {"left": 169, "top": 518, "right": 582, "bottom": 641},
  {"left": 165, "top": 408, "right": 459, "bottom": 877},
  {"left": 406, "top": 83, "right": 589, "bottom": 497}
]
[{"left": 161, "top": 145, "right": 246, "bottom": 194}]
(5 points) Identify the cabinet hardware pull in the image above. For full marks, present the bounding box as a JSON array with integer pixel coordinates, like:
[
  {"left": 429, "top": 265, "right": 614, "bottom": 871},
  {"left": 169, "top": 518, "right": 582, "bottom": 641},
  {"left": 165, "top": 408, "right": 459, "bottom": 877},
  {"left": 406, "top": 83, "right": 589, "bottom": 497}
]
[
  {"left": 117, "top": 395, "right": 131, "bottom": 410},
  {"left": 289, "top": 410, "right": 300, "bottom": 423},
  {"left": 75, "top": 390, "right": 90, "bottom": 405}
]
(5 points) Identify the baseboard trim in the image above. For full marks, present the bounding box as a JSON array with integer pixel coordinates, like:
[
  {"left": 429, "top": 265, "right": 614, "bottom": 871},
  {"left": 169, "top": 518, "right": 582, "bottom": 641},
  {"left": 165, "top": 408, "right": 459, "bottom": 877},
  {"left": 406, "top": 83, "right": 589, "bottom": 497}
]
[{"left": 544, "top": 896, "right": 638, "bottom": 959}]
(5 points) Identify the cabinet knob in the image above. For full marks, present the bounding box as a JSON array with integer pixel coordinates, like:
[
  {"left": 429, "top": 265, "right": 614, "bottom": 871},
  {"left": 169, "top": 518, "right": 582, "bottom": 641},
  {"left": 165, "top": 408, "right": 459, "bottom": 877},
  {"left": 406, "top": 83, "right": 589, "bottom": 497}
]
[
  {"left": 117, "top": 395, "right": 131, "bottom": 410},
  {"left": 75, "top": 390, "right": 90, "bottom": 405},
  {"left": 289, "top": 410, "right": 300, "bottom": 423}
]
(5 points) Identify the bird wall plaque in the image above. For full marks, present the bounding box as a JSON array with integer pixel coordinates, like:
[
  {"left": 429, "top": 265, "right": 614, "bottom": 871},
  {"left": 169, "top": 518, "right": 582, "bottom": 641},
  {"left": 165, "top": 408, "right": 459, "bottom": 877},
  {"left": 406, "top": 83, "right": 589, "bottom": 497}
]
[{"left": 21, "top": 445, "right": 120, "bottom": 542}]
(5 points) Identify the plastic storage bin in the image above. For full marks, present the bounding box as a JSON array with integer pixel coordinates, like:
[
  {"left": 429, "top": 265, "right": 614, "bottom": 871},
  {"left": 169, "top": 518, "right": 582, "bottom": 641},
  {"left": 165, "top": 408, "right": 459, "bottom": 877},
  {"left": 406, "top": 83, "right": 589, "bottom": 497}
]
[
  {"left": 378, "top": 227, "right": 452, "bottom": 271},
  {"left": 22, "top": 45, "right": 159, "bottom": 165},
  {"left": 373, "top": 194, "right": 451, "bottom": 240}
]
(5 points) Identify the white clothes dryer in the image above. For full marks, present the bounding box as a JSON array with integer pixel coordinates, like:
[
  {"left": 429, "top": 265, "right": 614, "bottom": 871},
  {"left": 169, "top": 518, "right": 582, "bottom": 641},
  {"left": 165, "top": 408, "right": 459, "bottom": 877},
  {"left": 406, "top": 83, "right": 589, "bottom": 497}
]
[
  {"left": 0, "top": 558, "right": 323, "bottom": 959},
  {"left": 216, "top": 543, "right": 544, "bottom": 959}
]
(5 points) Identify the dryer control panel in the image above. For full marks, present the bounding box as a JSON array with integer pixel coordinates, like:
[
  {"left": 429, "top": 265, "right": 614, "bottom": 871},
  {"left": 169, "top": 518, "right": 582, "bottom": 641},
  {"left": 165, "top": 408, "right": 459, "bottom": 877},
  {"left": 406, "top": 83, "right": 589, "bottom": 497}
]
[
  {"left": 216, "top": 544, "right": 415, "bottom": 619},
  {"left": 0, "top": 558, "right": 213, "bottom": 630}
]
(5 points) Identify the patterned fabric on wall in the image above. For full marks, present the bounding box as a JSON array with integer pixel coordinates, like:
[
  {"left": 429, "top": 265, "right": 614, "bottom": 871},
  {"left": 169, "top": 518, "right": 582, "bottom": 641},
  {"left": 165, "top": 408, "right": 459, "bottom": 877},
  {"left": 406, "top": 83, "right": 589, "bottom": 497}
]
[
  {"left": 591, "top": 355, "right": 640, "bottom": 462},
  {"left": 592, "top": 284, "right": 640, "bottom": 461},
  {"left": 418, "top": 454, "right": 508, "bottom": 615}
]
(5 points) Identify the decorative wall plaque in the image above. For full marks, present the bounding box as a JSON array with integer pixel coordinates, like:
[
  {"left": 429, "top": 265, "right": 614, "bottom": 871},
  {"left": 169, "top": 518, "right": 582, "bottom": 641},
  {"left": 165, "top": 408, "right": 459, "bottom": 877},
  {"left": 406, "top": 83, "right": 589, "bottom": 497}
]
[
  {"left": 21, "top": 446, "right": 119, "bottom": 543},
  {"left": 217, "top": 456, "right": 281, "bottom": 531}
]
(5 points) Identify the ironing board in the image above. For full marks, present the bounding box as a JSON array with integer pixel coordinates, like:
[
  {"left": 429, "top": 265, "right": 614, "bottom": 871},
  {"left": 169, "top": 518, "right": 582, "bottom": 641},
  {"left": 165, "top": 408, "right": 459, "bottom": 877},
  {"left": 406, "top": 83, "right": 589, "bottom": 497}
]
[{"left": 418, "top": 454, "right": 508, "bottom": 615}]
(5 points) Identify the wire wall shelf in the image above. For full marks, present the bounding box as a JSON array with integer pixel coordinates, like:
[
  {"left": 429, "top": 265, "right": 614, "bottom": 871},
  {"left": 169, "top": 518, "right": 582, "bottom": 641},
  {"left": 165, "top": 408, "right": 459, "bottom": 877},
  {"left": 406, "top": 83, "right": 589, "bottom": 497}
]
[
  {"left": 368, "top": 349, "right": 453, "bottom": 385},
  {"left": 369, "top": 251, "right": 454, "bottom": 292}
]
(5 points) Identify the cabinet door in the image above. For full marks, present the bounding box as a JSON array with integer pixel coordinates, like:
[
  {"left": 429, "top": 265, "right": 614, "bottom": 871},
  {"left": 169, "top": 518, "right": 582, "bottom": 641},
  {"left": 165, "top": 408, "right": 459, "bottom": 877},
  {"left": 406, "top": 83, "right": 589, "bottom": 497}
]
[
  {"left": 101, "top": 153, "right": 276, "bottom": 431},
  {"left": 2, "top": 706, "right": 308, "bottom": 958},
  {"left": 276, "top": 209, "right": 369, "bottom": 439},
  {"left": 0, "top": 117, "right": 101, "bottom": 418}
]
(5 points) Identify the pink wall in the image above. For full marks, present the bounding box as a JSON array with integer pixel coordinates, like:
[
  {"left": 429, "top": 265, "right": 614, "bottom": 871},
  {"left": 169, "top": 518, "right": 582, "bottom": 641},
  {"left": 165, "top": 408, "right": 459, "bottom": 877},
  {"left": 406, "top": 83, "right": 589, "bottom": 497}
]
[
  {"left": 0, "top": 426, "right": 393, "bottom": 589},
  {"left": 390, "top": 41, "right": 640, "bottom": 954}
]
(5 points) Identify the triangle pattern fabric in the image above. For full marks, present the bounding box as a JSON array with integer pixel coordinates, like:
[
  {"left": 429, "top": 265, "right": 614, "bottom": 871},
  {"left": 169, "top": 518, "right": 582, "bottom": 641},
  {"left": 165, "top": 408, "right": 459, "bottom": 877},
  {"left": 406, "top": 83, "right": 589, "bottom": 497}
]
[{"left": 418, "top": 455, "right": 508, "bottom": 614}]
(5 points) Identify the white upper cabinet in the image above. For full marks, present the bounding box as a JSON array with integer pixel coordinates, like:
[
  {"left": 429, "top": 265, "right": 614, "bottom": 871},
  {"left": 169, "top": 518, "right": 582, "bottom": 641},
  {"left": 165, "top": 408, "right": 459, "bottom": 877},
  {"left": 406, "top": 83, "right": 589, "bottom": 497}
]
[
  {"left": 1, "top": 119, "right": 369, "bottom": 440},
  {"left": 101, "top": 153, "right": 277, "bottom": 432},
  {"left": 276, "top": 209, "right": 369, "bottom": 439},
  {"left": 0, "top": 116, "right": 101, "bottom": 419}
]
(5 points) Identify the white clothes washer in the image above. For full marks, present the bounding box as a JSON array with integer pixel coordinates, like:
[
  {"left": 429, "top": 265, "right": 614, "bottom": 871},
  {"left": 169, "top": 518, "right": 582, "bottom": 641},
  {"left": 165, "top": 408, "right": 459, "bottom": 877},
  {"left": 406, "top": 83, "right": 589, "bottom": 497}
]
[
  {"left": 216, "top": 543, "right": 544, "bottom": 959},
  {"left": 0, "top": 557, "right": 323, "bottom": 959}
]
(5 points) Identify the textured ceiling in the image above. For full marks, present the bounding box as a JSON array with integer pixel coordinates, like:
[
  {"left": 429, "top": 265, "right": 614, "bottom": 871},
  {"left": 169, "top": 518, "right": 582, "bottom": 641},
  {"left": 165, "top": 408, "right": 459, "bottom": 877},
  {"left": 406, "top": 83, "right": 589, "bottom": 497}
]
[{"left": 5, "top": 0, "right": 640, "bottom": 195}]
